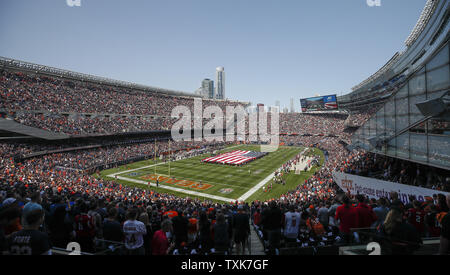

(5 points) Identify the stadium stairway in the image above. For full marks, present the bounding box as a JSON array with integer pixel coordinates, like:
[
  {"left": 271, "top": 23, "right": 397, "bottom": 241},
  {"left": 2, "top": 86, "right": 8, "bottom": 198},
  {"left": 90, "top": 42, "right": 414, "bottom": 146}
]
[{"left": 249, "top": 224, "right": 266, "bottom": 255}]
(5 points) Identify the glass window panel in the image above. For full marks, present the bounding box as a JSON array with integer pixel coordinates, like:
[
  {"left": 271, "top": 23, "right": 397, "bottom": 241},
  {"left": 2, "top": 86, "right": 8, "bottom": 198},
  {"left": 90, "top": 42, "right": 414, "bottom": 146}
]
[
  {"left": 376, "top": 107, "right": 385, "bottom": 134},
  {"left": 396, "top": 97, "right": 409, "bottom": 115},
  {"left": 396, "top": 133, "right": 409, "bottom": 159},
  {"left": 396, "top": 115, "right": 409, "bottom": 133},
  {"left": 395, "top": 84, "right": 408, "bottom": 99},
  {"left": 427, "top": 44, "right": 449, "bottom": 71},
  {"left": 409, "top": 73, "right": 426, "bottom": 95},
  {"left": 385, "top": 114, "right": 395, "bottom": 136},
  {"left": 369, "top": 118, "right": 376, "bottom": 137},
  {"left": 385, "top": 100, "right": 395, "bottom": 116},
  {"left": 387, "top": 138, "right": 397, "bottom": 157},
  {"left": 428, "top": 135, "right": 450, "bottom": 168},
  {"left": 410, "top": 133, "right": 427, "bottom": 162},
  {"left": 427, "top": 65, "right": 450, "bottom": 92}
]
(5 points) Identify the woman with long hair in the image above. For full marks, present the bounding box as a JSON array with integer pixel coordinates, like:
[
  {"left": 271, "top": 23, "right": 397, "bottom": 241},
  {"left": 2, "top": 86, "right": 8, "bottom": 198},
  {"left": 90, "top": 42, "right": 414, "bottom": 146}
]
[{"left": 376, "top": 208, "right": 422, "bottom": 255}]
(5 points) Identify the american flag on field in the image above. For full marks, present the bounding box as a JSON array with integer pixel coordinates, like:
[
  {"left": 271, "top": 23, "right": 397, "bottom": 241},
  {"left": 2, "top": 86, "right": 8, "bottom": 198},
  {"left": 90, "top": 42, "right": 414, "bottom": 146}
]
[{"left": 202, "top": 150, "right": 267, "bottom": 165}]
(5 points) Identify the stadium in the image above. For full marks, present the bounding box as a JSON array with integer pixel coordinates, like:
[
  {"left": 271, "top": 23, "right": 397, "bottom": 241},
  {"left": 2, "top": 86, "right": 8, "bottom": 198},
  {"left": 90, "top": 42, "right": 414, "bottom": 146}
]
[{"left": 0, "top": 0, "right": 449, "bottom": 260}]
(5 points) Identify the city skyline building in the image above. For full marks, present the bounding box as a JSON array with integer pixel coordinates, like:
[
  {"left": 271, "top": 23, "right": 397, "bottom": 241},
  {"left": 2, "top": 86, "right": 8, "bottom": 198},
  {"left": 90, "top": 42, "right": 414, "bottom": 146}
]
[
  {"left": 215, "top": 66, "right": 225, "bottom": 100},
  {"left": 202, "top": 78, "right": 215, "bottom": 99}
]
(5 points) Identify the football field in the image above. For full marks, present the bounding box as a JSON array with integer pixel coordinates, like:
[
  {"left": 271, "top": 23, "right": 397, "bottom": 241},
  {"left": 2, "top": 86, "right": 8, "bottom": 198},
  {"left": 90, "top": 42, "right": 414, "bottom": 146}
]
[{"left": 96, "top": 144, "right": 324, "bottom": 203}]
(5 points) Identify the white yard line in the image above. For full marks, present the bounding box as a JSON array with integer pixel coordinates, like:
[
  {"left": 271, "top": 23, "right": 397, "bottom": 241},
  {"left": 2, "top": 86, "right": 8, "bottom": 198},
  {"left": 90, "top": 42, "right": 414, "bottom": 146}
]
[
  {"left": 236, "top": 172, "right": 277, "bottom": 201},
  {"left": 236, "top": 147, "right": 310, "bottom": 201},
  {"left": 110, "top": 175, "right": 235, "bottom": 203}
]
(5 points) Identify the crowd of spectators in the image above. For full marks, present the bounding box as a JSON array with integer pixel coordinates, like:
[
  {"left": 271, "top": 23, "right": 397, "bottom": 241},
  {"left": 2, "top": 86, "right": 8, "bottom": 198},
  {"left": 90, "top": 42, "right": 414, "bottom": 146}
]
[
  {"left": 12, "top": 113, "right": 177, "bottom": 135},
  {"left": 1, "top": 70, "right": 246, "bottom": 116},
  {"left": 342, "top": 150, "right": 450, "bottom": 192},
  {"left": 344, "top": 107, "right": 378, "bottom": 128},
  {"left": 279, "top": 113, "right": 347, "bottom": 135}
]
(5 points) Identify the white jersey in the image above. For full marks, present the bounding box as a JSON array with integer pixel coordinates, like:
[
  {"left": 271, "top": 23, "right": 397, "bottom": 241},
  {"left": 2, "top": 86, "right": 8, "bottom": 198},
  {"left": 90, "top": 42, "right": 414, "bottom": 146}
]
[
  {"left": 284, "top": 211, "right": 300, "bottom": 239},
  {"left": 123, "top": 220, "right": 147, "bottom": 250}
]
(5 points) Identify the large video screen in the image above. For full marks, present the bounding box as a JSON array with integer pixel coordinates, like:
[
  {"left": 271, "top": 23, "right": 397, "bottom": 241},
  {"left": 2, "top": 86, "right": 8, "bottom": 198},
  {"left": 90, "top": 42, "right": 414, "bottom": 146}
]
[{"left": 300, "top": 94, "right": 338, "bottom": 112}]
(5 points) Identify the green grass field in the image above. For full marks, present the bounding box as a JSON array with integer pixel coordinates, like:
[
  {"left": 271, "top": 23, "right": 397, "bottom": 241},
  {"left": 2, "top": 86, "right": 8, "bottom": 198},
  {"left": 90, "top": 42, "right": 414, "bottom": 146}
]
[{"left": 94, "top": 144, "right": 324, "bottom": 203}]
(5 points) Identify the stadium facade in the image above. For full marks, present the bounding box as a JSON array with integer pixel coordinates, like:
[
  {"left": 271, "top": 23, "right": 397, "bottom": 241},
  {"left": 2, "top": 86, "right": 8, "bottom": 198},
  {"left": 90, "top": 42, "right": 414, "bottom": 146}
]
[{"left": 339, "top": 0, "right": 450, "bottom": 170}]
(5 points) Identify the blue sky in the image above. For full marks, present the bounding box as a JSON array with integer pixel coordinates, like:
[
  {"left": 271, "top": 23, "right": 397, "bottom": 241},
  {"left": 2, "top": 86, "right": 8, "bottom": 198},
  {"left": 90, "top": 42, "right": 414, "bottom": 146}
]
[{"left": 0, "top": 0, "right": 426, "bottom": 110}]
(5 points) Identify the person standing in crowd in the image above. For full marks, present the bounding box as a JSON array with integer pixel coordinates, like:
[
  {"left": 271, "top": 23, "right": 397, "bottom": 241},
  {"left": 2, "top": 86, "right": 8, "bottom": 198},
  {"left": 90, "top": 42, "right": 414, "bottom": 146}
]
[
  {"left": 262, "top": 201, "right": 282, "bottom": 254},
  {"left": 138, "top": 212, "right": 153, "bottom": 255},
  {"left": 232, "top": 205, "right": 250, "bottom": 255},
  {"left": 407, "top": 200, "right": 426, "bottom": 237},
  {"left": 284, "top": 205, "right": 300, "bottom": 241},
  {"left": 48, "top": 204, "right": 73, "bottom": 249},
  {"left": 253, "top": 208, "right": 262, "bottom": 228},
  {"left": 198, "top": 211, "right": 212, "bottom": 254},
  {"left": 317, "top": 203, "right": 330, "bottom": 228},
  {"left": 306, "top": 208, "right": 326, "bottom": 237},
  {"left": 439, "top": 194, "right": 450, "bottom": 255},
  {"left": 335, "top": 195, "right": 358, "bottom": 244},
  {"left": 171, "top": 209, "right": 189, "bottom": 249},
  {"left": 123, "top": 207, "right": 147, "bottom": 255},
  {"left": 372, "top": 198, "right": 389, "bottom": 228},
  {"left": 187, "top": 213, "right": 198, "bottom": 245},
  {"left": 328, "top": 198, "right": 341, "bottom": 228},
  {"left": 213, "top": 213, "right": 230, "bottom": 254},
  {"left": 152, "top": 219, "right": 174, "bottom": 255},
  {"left": 376, "top": 208, "right": 422, "bottom": 255},
  {"left": 74, "top": 201, "right": 96, "bottom": 253},
  {"left": 102, "top": 207, "right": 124, "bottom": 245},
  {"left": 7, "top": 208, "right": 52, "bottom": 255},
  {"left": 88, "top": 200, "right": 103, "bottom": 241},
  {"left": 355, "top": 195, "right": 377, "bottom": 228}
]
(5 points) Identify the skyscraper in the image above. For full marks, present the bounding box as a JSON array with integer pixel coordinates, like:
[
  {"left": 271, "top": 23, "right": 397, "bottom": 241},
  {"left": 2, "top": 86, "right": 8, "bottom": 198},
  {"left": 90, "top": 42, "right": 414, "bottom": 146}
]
[
  {"left": 215, "top": 67, "right": 225, "bottom": 100},
  {"left": 290, "top": 98, "right": 295, "bottom": 113},
  {"left": 202, "top": 79, "right": 214, "bottom": 99}
]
